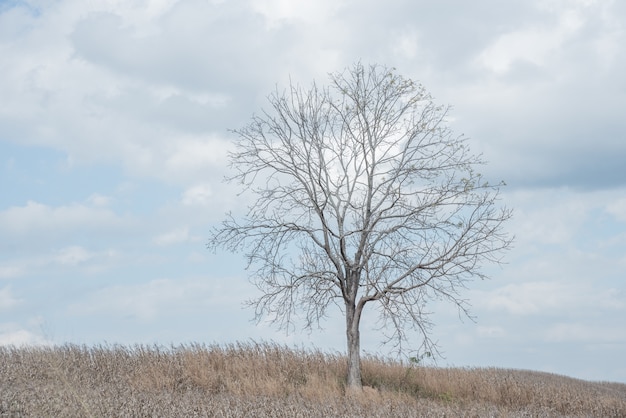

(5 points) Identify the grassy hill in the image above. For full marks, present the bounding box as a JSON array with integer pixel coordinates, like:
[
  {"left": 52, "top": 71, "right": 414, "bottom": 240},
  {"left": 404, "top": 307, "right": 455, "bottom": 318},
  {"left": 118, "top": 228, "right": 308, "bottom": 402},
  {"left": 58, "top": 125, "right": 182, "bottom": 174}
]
[{"left": 1, "top": 342, "right": 624, "bottom": 417}]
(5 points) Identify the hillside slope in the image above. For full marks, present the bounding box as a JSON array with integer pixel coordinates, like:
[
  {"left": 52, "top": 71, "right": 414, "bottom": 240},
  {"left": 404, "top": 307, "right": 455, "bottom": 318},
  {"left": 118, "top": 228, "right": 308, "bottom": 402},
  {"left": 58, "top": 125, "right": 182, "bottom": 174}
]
[{"left": 1, "top": 342, "right": 624, "bottom": 417}]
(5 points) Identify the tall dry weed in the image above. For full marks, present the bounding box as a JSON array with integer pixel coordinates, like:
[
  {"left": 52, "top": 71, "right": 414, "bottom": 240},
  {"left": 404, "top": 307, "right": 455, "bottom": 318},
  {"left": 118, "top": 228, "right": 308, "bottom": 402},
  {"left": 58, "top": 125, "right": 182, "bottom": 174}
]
[{"left": 1, "top": 342, "right": 624, "bottom": 417}]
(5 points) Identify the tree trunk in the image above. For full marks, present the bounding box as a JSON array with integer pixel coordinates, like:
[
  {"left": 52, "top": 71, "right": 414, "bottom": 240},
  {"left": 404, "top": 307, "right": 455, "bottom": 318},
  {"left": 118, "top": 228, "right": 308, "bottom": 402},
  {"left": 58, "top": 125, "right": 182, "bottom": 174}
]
[{"left": 345, "top": 301, "right": 363, "bottom": 390}]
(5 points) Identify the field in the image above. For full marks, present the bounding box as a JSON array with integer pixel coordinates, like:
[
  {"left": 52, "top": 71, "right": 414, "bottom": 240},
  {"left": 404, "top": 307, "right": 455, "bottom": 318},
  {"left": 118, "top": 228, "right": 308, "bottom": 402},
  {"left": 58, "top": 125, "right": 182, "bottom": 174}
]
[{"left": 1, "top": 342, "right": 625, "bottom": 417}]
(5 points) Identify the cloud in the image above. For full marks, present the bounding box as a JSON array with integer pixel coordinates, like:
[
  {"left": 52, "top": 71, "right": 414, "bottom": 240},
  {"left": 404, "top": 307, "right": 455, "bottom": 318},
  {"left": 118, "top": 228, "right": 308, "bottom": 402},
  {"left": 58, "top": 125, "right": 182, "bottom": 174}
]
[
  {"left": 68, "top": 2, "right": 293, "bottom": 93},
  {"left": 153, "top": 227, "right": 189, "bottom": 246},
  {"left": 607, "top": 197, "right": 626, "bottom": 223},
  {"left": 1, "top": 1, "right": 250, "bottom": 185},
  {"left": 186, "top": 252, "right": 207, "bottom": 263},
  {"left": 251, "top": 0, "right": 344, "bottom": 28},
  {"left": 475, "top": 281, "right": 624, "bottom": 316},
  {"left": 0, "top": 327, "right": 50, "bottom": 346},
  {"left": 476, "top": 325, "right": 507, "bottom": 338},
  {"left": 544, "top": 322, "right": 626, "bottom": 344},
  {"left": 162, "top": 136, "right": 232, "bottom": 183},
  {"left": 0, "top": 266, "right": 23, "bottom": 280},
  {"left": 0, "top": 286, "right": 21, "bottom": 310},
  {"left": 53, "top": 246, "right": 94, "bottom": 266},
  {"left": 68, "top": 276, "right": 247, "bottom": 321},
  {"left": 0, "top": 200, "right": 131, "bottom": 252},
  {"left": 181, "top": 184, "right": 213, "bottom": 207},
  {"left": 86, "top": 193, "right": 112, "bottom": 207},
  {"left": 0, "top": 201, "right": 121, "bottom": 234},
  {"left": 435, "top": 1, "right": 626, "bottom": 190},
  {"left": 0, "top": 246, "right": 121, "bottom": 281},
  {"left": 502, "top": 188, "right": 626, "bottom": 252},
  {"left": 2, "top": 0, "right": 625, "bottom": 193},
  {"left": 510, "top": 191, "right": 587, "bottom": 246},
  {"left": 477, "top": 5, "right": 585, "bottom": 75}
]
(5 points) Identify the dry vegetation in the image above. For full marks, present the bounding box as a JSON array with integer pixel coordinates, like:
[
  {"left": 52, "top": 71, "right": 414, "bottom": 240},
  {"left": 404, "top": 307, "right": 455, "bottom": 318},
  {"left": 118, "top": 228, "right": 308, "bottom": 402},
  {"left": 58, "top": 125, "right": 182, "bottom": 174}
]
[{"left": 1, "top": 342, "right": 624, "bottom": 417}]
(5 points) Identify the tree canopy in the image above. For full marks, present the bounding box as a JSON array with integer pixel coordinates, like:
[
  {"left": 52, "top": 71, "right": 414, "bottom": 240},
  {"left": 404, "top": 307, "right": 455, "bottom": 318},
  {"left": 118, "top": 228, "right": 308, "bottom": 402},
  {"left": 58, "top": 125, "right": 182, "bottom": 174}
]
[{"left": 209, "top": 63, "right": 512, "bottom": 388}]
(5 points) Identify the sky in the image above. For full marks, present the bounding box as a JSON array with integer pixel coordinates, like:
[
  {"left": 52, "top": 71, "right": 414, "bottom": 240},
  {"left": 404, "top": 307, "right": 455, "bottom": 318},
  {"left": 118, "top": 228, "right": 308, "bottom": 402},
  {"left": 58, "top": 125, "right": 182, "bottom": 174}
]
[{"left": 1, "top": 0, "right": 625, "bottom": 383}]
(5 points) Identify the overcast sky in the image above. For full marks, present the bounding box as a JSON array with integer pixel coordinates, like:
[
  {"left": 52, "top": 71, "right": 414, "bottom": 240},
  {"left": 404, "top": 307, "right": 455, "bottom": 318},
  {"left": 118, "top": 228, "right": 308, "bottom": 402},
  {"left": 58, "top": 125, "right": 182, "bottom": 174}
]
[{"left": 1, "top": 0, "right": 625, "bottom": 383}]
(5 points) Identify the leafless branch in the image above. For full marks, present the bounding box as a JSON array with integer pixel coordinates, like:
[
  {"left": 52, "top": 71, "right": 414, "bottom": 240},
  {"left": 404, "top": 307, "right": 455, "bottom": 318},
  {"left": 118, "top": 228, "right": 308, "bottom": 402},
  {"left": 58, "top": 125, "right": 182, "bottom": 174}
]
[{"left": 208, "top": 63, "right": 513, "bottom": 387}]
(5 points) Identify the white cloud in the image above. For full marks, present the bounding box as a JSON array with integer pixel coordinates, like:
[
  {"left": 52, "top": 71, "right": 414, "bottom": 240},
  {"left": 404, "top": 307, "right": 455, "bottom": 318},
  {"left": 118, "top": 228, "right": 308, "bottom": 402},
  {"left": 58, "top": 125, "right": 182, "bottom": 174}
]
[
  {"left": 1, "top": 0, "right": 624, "bottom": 193},
  {"left": 0, "top": 286, "right": 21, "bottom": 310},
  {"left": 0, "top": 0, "right": 247, "bottom": 186},
  {"left": 476, "top": 325, "right": 506, "bottom": 338},
  {"left": 151, "top": 86, "right": 231, "bottom": 107},
  {"left": 68, "top": 276, "right": 247, "bottom": 321},
  {"left": 477, "top": 8, "right": 584, "bottom": 75},
  {"left": 501, "top": 188, "right": 626, "bottom": 253},
  {"left": 163, "top": 136, "right": 232, "bottom": 183},
  {"left": 475, "top": 281, "right": 624, "bottom": 316},
  {"left": 504, "top": 189, "right": 588, "bottom": 248},
  {"left": 186, "top": 252, "right": 207, "bottom": 263},
  {"left": 0, "top": 247, "right": 121, "bottom": 279},
  {"left": 153, "top": 226, "right": 189, "bottom": 246},
  {"left": 607, "top": 197, "right": 626, "bottom": 223},
  {"left": 0, "top": 266, "right": 23, "bottom": 280},
  {"left": 0, "top": 200, "right": 125, "bottom": 237},
  {"left": 0, "top": 327, "right": 50, "bottom": 346},
  {"left": 544, "top": 322, "right": 626, "bottom": 344},
  {"left": 445, "top": 0, "right": 626, "bottom": 191},
  {"left": 54, "top": 246, "right": 94, "bottom": 266},
  {"left": 182, "top": 184, "right": 213, "bottom": 207},
  {"left": 251, "top": 0, "right": 344, "bottom": 28},
  {"left": 391, "top": 28, "right": 420, "bottom": 61},
  {"left": 476, "top": 0, "right": 618, "bottom": 78},
  {"left": 87, "top": 193, "right": 112, "bottom": 207}
]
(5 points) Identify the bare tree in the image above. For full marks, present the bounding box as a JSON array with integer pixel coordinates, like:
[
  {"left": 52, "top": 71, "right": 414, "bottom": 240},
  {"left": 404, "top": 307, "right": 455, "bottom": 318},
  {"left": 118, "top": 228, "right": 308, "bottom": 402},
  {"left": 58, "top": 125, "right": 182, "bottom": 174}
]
[{"left": 209, "top": 63, "right": 512, "bottom": 389}]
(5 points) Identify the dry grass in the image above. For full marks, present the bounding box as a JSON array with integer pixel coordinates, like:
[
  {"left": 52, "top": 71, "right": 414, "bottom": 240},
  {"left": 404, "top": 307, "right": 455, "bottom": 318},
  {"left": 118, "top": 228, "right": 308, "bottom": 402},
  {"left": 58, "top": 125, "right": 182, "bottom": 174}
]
[{"left": 1, "top": 342, "right": 624, "bottom": 417}]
